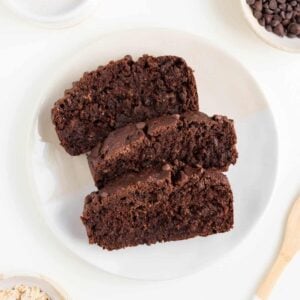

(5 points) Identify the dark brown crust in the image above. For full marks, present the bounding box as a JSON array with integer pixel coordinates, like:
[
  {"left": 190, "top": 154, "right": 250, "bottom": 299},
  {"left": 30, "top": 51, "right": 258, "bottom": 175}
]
[
  {"left": 88, "top": 111, "right": 238, "bottom": 188},
  {"left": 81, "top": 166, "right": 234, "bottom": 250},
  {"left": 52, "top": 55, "right": 199, "bottom": 155}
]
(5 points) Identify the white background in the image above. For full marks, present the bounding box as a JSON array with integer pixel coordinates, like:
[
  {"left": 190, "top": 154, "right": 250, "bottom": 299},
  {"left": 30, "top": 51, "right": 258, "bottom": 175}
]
[{"left": 0, "top": 1, "right": 299, "bottom": 299}]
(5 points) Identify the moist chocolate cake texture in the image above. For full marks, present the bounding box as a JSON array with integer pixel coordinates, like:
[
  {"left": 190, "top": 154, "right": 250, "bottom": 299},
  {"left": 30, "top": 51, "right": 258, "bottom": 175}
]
[
  {"left": 50, "top": 53, "right": 238, "bottom": 251},
  {"left": 52, "top": 55, "right": 199, "bottom": 155},
  {"left": 88, "top": 111, "right": 238, "bottom": 188},
  {"left": 81, "top": 165, "right": 234, "bottom": 250}
]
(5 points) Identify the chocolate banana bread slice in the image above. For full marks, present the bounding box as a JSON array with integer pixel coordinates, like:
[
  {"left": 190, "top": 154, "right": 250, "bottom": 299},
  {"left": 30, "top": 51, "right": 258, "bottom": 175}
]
[
  {"left": 88, "top": 111, "right": 237, "bottom": 188},
  {"left": 52, "top": 55, "right": 198, "bottom": 155},
  {"left": 81, "top": 165, "right": 233, "bottom": 250}
]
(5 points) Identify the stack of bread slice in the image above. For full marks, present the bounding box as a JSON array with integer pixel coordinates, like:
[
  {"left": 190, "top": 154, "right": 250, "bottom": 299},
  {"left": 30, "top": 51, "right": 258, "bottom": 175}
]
[{"left": 52, "top": 55, "right": 237, "bottom": 250}]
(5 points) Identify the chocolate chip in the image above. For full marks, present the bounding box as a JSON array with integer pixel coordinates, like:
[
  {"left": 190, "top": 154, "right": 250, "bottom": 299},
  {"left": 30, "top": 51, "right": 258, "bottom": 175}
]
[
  {"left": 279, "top": 3, "right": 286, "bottom": 10},
  {"left": 265, "top": 14, "right": 273, "bottom": 23},
  {"left": 273, "top": 23, "right": 285, "bottom": 36},
  {"left": 136, "top": 122, "right": 146, "bottom": 130},
  {"left": 265, "top": 8, "right": 274, "bottom": 14},
  {"left": 177, "top": 171, "right": 189, "bottom": 186},
  {"left": 286, "top": 4, "right": 293, "bottom": 12},
  {"left": 254, "top": 0, "right": 263, "bottom": 10},
  {"left": 285, "top": 11, "right": 293, "bottom": 19},
  {"left": 259, "top": 18, "right": 266, "bottom": 25},
  {"left": 254, "top": 10, "right": 263, "bottom": 19},
  {"left": 247, "top": 0, "right": 300, "bottom": 38},
  {"left": 280, "top": 10, "right": 286, "bottom": 18},
  {"left": 288, "top": 23, "right": 300, "bottom": 34},
  {"left": 273, "top": 14, "right": 282, "bottom": 21},
  {"left": 290, "top": 1, "right": 297, "bottom": 7},
  {"left": 269, "top": 0, "right": 277, "bottom": 9},
  {"left": 282, "top": 19, "right": 290, "bottom": 25},
  {"left": 271, "top": 19, "right": 280, "bottom": 26}
]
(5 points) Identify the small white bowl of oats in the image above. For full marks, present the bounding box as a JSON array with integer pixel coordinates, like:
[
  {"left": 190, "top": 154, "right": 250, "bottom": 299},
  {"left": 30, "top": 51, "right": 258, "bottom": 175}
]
[{"left": 0, "top": 274, "right": 67, "bottom": 300}]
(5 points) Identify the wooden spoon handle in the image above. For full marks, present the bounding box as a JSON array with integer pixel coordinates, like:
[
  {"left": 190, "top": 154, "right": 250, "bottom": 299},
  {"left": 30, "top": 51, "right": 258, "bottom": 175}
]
[{"left": 256, "top": 248, "right": 293, "bottom": 300}]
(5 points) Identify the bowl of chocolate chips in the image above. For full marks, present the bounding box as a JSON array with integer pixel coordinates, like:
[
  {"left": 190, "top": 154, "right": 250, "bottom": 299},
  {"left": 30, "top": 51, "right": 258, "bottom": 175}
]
[{"left": 241, "top": 0, "right": 300, "bottom": 52}]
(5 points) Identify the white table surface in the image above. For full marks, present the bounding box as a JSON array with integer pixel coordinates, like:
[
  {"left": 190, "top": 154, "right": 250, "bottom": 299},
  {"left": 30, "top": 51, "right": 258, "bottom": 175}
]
[{"left": 0, "top": 1, "right": 299, "bottom": 299}]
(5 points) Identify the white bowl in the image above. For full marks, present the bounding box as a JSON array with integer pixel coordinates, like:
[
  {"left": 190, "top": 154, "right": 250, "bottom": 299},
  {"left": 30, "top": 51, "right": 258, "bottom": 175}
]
[
  {"left": 240, "top": 0, "right": 300, "bottom": 52},
  {"left": 0, "top": 273, "right": 68, "bottom": 299},
  {"left": 2, "top": 0, "right": 98, "bottom": 28}
]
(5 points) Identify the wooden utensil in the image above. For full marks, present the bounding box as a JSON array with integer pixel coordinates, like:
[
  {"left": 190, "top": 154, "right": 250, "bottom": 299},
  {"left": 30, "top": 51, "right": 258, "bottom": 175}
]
[{"left": 256, "top": 196, "right": 300, "bottom": 300}]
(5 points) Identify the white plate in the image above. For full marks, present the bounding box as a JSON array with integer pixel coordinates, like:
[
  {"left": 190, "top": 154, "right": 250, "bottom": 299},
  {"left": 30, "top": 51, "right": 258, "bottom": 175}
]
[
  {"left": 240, "top": 0, "right": 300, "bottom": 53},
  {"left": 29, "top": 29, "right": 277, "bottom": 280}
]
